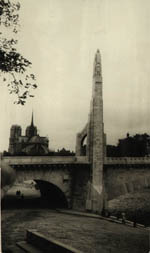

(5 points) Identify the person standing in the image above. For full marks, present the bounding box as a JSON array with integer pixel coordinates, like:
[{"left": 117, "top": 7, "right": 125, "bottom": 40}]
[{"left": 121, "top": 212, "right": 126, "bottom": 224}]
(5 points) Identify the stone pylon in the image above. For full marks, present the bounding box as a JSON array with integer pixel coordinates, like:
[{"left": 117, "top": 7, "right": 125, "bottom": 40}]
[
  {"left": 87, "top": 49, "right": 104, "bottom": 213},
  {"left": 75, "top": 49, "right": 106, "bottom": 213}
]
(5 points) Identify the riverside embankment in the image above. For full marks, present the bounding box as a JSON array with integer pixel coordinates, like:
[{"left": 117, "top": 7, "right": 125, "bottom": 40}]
[{"left": 2, "top": 208, "right": 149, "bottom": 253}]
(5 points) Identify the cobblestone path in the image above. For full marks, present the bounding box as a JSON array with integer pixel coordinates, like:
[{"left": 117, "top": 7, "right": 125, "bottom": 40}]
[{"left": 2, "top": 209, "right": 149, "bottom": 253}]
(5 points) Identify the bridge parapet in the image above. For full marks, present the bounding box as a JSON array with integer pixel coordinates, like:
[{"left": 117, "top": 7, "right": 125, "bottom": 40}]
[
  {"left": 1, "top": 155, "right": 89, "bottom": 166},
  {"left": 104, "top": 157, "right": 150, "bottom": 165},
  {"left": 2, "top": 155, "right": 150, "bottom": 166},
  {"left": 75, "top": 156, "right": 89, "bottom": 164}
]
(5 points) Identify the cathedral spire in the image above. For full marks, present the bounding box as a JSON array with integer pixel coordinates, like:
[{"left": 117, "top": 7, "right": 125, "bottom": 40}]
[
  {"left": 93, "top": 49, "right": 102, "bottom": 77},
  {"left": 31, "top": 111, "right": 34, "bottom": 127},
  {"left": 26, "top": 111, "right": 37, "bottom": 138}
]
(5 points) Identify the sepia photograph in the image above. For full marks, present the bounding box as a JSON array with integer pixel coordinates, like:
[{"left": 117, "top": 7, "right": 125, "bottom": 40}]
[{"left": 1, "top": 0, "right": 150, "bottom": 252}]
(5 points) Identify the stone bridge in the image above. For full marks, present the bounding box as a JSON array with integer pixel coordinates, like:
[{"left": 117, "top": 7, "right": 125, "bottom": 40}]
[
  {"left": 2, "top": 50, "right": 150, "bottom": 213},
  {"left": 2, "top": 154, "right": 150, "bottom": 210},
  {"left": 2, "top": 155, "right": 90, "bottom": 209}
]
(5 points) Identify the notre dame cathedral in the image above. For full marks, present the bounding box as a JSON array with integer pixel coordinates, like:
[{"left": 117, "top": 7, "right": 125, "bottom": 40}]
[{"left": 8, "top": 113, "right": 49, "bottom": 155}]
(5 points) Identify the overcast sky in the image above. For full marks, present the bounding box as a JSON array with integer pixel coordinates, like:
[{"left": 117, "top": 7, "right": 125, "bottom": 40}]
[{"left": 1, "top": 0, "right": 150, "bottom": 152}]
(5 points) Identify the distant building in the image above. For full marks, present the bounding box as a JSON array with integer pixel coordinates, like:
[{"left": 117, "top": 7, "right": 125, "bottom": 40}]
[
  {"left": 8, "top": 113, "right": 49, "bottom": 155},
  {"left": 55, "top": 148, "right": 75, "bottom": 156},
  {"left": 107, "top": 133, "right": 150, "bottom": 157},
  {"left": 118, "top": 133, "right": 150, "bottom": 157},
  {"left": 106, "top": 145, "right": 119, "bottom": 157}
]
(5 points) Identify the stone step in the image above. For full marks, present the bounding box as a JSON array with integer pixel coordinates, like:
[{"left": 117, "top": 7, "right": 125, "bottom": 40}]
[
  {"left": 27, "top": 230, "right": 84, "bottom": 253},
  {"left": 3, "top": 245, "right": 25, "bottom": 253},
  {"left": 16, "top": 241, "right": 42, "bottom": 253}
]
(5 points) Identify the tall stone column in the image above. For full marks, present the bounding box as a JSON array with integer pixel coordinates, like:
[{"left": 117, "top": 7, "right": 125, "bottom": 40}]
[{"left": 87, "top": 49, "right": 104, "bottom": 213}]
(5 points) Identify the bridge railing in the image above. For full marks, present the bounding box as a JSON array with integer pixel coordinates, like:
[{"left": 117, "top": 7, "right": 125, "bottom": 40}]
[{"left": 104, "top": 157, "right": 150, "bottom": 164}]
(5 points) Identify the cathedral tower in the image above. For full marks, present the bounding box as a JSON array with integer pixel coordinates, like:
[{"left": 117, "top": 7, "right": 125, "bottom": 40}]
[{"left": 8, "top": 125, "right": 22, "bottom": 154}]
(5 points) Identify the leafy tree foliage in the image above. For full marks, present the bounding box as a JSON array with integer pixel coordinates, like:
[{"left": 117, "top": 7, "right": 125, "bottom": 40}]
[{"left": 0, "top": 0, "right": 37, "bottom": 104}]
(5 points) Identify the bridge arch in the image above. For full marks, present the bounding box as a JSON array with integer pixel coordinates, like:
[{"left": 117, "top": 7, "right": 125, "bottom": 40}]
[
  {"left": 81, "top": 135, "right": 87, "bottom": 156},
  {"left": 10, "top": 165, "right": 72, "bottom": 208},
  {"left": 76, "top": 124, "right": 88, "bottom": 156},
  {"left": 35, "top": 180, "right": 68, "bottom": 208},
  {"left": 2, "top": 178, "right": 69, "bottom": 209}
]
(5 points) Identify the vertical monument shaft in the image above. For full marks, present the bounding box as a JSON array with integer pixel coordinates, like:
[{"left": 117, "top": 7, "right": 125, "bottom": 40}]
[
  {"left": 88, "top": 49, "right": 104, "bottom": 213},
  {"left": 76, "top": 49, "right": 105, "bottom": 213}
]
